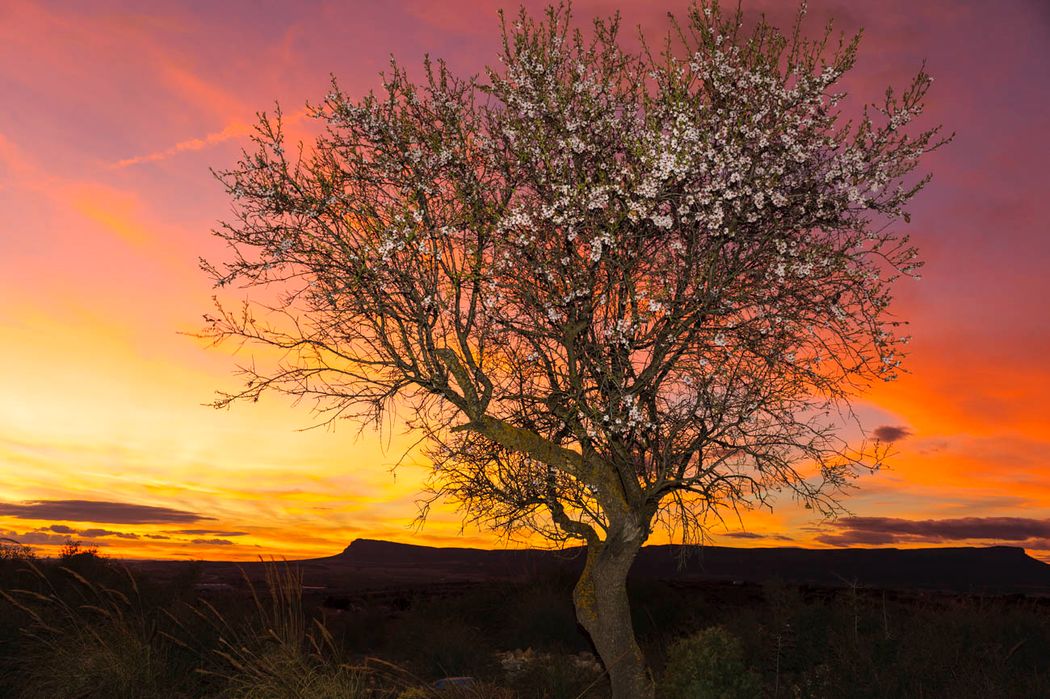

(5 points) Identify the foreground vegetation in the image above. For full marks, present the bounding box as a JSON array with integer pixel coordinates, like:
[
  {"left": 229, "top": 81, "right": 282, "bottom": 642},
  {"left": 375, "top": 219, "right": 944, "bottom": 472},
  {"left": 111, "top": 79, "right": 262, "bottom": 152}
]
[{"left": 1, "top": 541, "right": 1048, "bottom": 698}]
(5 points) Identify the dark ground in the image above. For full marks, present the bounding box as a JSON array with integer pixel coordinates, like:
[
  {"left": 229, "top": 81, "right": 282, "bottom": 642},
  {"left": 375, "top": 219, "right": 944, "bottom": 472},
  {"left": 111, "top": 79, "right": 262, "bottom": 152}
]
[{"left": 3, "top": 541, "right": 1050, "bottom": 697}]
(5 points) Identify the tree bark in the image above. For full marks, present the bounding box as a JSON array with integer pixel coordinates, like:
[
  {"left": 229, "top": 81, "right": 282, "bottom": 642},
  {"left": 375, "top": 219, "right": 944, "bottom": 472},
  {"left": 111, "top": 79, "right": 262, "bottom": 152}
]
[{"left": 573, "top": 523, "right": 654, "bottom": 699}]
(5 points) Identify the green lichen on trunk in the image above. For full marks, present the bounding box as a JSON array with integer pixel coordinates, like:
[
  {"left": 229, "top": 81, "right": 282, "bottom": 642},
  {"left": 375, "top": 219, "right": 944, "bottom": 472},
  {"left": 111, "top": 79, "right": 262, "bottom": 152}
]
[{"left": 573, "top": 529, "right": 654, "bottom": 699}]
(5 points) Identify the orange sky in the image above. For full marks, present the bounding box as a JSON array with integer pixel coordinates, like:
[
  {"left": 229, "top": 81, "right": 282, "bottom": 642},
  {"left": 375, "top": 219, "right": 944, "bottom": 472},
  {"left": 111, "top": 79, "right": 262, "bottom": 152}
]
[{"left": 1, "top": 0, "right": 1048, "bottom": 562}]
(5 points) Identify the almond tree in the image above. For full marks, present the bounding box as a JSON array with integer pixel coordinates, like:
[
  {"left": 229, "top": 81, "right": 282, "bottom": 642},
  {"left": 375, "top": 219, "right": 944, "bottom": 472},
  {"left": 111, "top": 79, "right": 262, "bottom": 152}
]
[{"left": 201, "top": 3, "right": 948, "bottom": 695}]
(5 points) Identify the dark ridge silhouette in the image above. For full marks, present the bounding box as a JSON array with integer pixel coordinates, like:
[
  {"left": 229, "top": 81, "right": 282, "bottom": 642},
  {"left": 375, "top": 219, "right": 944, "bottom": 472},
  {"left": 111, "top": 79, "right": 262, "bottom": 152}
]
[
  {"left": 126, "top": 539, "right": 1050, "bottom": 597},
  {"left": 320, "top": 539, "right": 1050, "bottom": 595}
]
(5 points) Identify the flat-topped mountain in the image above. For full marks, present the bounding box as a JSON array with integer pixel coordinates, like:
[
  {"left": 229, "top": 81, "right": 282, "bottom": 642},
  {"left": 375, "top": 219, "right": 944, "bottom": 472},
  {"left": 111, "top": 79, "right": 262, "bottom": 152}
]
[
  {"left": 327, "top": 539, "right": 1050, "bottom": 595},
  {"left": 128, "top": 539, "right": 1050, "bottom": 596}
]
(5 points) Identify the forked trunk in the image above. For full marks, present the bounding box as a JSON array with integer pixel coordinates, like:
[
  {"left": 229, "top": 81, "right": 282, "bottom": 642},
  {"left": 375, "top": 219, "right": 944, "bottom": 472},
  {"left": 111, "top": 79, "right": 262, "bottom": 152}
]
[{"left": 573, "top": 527, "right": 653, "bottom": 699}]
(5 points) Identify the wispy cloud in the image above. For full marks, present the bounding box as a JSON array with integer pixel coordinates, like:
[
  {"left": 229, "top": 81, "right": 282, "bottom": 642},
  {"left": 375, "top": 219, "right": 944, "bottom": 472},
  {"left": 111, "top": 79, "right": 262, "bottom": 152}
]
[
  {"left": 110, "top": 107, "right": 311, "bottom": 169},
  {"left": 1, "top": 529, "right": 87, "bottom": 546},
  {"left": 0, "top": 500, "right": 212, "bottom": 524},
  {"left": 815, "top": 530, "right": 901, "bottom": 546},
  {"left": 817, "top": 516, "right": 1050, "bottom": 546},
  {"left": 723, "top": 531, "right": 794, "bottom": 541},
  {"left": 110, "top": 121, "right": 251, "bottom": 169},
  {"left": 40, "top": 524, "right": 138, "bottom": 539},
  {"left": 79, "top": 528, "right": 140, "bottom": 540}
]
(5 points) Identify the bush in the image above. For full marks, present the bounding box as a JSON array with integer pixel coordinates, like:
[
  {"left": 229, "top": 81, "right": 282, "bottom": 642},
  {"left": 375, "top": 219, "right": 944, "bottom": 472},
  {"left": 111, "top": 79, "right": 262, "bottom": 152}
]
[
  {"left": 660, "top": 626, "right": 762, "bottom": 699},
  {"left": 0, "top": 559, "right": 192, "bottom": 699},
  {"left": 200, "top": 561, "right": 381, "bottom": 699},
  {"left": 499, "top": 580, "right": 587, "bottom": 652},
  {"left": 0, "top": 540, "right": 35, "bottom": 562},
  {"left": 385, "top": 613, "right": 494, "bottom": 679}
]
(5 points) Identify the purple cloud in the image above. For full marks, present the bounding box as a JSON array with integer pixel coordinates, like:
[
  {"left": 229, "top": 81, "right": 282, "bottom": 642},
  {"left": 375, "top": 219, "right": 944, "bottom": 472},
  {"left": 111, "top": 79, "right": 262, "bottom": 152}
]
[
  {"left": 819, "top": 516, "right": 1050, "bottom": 546},
  {"left": 838, "top": 516, "right": 1050, "bottom": 541},
  {"left": 723, "top": 531, "right": 794, "bottom": 541},
  {"left": 37, "top": 525, "right": 140, "bottom": 539},
  {"left": 815, "top": 530, "right": 901, "bottom": 546},
  {"left": 873, "top": 425, "right": 913, "bottom": 443},
  {"left": 1, "top": 529, "right": 103, "bottom": 547},
  {"left": 0, "top": 500, "right": 212, "bottom": 524},
  {"left": 79, "top": 529, "right": 140, "bottom": 540}
]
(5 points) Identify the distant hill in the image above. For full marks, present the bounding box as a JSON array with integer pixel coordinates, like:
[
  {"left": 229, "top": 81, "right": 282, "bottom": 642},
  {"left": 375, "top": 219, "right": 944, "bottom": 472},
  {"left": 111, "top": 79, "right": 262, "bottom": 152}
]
[{"left": 326, "top": 539, "right": 1050, "bottom": 595}]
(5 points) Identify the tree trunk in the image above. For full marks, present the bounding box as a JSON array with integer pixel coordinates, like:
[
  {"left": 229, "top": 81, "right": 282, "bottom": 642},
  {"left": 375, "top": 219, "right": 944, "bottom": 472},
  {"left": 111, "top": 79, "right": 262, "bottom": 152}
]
[{"left": 573, "top": 525, "right": 653, "bottom": 699}]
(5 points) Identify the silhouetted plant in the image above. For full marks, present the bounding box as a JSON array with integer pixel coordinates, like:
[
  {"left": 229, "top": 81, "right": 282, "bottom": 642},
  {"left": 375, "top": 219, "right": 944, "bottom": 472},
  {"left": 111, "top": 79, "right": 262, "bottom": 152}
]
[
  {"left": 57, "top": 539, "right": 99, "bottom": 561},
  {"left": 0, "top": 559, "right": 190, "bottom": 699},
  {"left": 193, "top": 559, "right": 423, "bottom": 698},
  {"left": 0, "top": 539, "right": 34, "bottom": 562},
  {"left": 660, "top": 625, "right": 762, "bottom": 699}
]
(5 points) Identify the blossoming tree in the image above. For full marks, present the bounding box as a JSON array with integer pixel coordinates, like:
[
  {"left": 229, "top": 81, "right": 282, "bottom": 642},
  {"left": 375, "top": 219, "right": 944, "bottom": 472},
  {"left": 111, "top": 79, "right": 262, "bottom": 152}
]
[{"left": 201, "top": 3, "right": 947, "bottom": 695}]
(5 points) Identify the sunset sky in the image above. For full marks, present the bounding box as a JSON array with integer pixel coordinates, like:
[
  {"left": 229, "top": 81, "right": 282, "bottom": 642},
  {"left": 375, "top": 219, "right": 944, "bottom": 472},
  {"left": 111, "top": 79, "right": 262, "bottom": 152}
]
[{"left": 1, "top": 0, "right": 1048, "bottom": 562}]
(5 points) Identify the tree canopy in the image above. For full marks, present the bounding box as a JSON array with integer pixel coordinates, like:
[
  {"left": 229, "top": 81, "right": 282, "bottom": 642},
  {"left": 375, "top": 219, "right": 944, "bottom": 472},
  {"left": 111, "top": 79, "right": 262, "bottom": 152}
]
[
  {"left": 205, "top": 2, "right": 942, "bottom": 546},
  {"left": 202, "top": 4, "right": 947, "bottom": 695}
]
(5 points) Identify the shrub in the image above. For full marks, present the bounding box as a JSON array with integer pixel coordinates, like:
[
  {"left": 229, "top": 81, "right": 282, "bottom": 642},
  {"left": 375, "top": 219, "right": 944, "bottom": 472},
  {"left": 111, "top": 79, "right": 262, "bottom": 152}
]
[
  {"left": 0, "top": 540, "right": 35, "bottom": 562},
  {"left": 199, "top": 561, "right": 380, "bottom": 699},
  {"left": 0, "top": 560, "right": 189, "bottom": 699},
  {"left": 499, "top": 580, "right": 586, "bottom": 652},
  {"left": 660, "top": 626, "right": 762, "bottom": 699},
  {"left": 385, "top": 613, "right": 494, "bottom": 679}
]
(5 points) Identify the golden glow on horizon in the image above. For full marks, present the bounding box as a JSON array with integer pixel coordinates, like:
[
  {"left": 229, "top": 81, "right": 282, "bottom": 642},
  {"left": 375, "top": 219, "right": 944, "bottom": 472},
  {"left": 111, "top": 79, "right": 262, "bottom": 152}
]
[{"left": 1, "top": 0, "right": 1048, "bottom": 563}]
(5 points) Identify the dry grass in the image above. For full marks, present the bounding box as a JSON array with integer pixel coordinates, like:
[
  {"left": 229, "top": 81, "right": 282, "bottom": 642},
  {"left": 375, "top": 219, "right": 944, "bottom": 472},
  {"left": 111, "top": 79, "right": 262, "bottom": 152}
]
[{"left": 3, "top": 548, "right": 1049, "bottom": 698}]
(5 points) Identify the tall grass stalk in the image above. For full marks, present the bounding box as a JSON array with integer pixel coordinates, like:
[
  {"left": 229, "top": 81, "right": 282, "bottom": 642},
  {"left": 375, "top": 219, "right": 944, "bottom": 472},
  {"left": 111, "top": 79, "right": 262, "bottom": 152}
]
[
  {"left": 0, "top": 559, "right": 173, "bottom": 698},
  {"left": 197, "top": 559, "right": 385, "bottom": 698}
]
